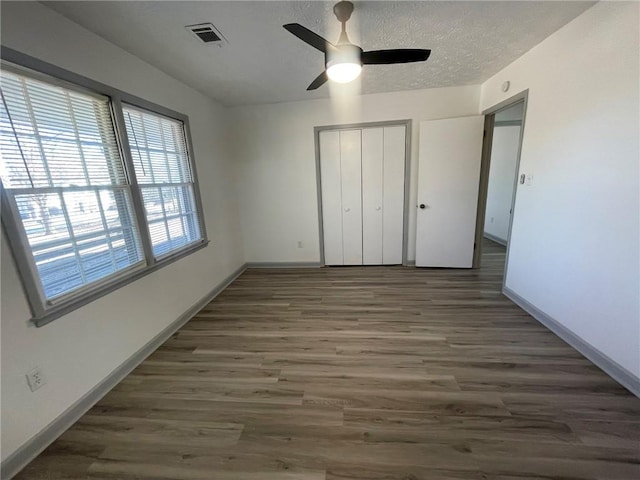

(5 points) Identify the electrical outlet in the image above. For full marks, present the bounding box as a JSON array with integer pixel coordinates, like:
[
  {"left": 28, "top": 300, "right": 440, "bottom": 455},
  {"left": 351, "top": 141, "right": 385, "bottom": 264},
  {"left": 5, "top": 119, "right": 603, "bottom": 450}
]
[
  {"left": 490, "top": 217, "right": 494, "bottom": 223},
  {"left": 526, "top": 174, "right": 534, "bottom": 186},
  {"left": 26, "top": 367, "right": 46, "bottom": 392},
  {"left": 297, "top": 241, "right": 304, "bottom": 248}
]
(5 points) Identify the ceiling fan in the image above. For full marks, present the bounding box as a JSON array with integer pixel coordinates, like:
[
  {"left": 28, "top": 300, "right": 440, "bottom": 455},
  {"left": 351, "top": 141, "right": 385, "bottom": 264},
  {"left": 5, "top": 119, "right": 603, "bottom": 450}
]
[{"left": 283, "top": 0, "right": 431, "bottom": 90}]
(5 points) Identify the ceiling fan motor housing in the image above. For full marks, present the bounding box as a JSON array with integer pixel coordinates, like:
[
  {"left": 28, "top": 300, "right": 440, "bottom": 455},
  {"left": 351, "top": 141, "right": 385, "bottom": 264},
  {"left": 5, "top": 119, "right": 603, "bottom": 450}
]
[{"left": 326, "top": 43, "right": 363, "bottom": 69}]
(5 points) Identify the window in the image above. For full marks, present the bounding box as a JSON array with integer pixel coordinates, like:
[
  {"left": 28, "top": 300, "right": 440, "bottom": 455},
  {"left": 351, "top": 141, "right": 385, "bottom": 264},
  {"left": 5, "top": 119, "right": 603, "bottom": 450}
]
[
  {"left": 0, "top": 61, "right": 207, "bottom": 325},
  {"left": 123, "top": 106, "right": 202, "bottom": 257}
]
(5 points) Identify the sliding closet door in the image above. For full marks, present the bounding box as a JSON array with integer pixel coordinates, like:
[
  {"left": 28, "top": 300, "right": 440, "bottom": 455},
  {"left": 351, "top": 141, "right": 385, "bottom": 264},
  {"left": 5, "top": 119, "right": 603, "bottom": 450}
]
[
  {"left": 340, "top": 130, "right": 363, "bottom": 265},
  {"left": 382, "top": 126, "right": 406, "bottom": 264},
  {"left": 319, "top": 130, "right": 344, "bottom": 265},
  {"left": 362, "top": 128, "right": 384, "bottom": 264}
]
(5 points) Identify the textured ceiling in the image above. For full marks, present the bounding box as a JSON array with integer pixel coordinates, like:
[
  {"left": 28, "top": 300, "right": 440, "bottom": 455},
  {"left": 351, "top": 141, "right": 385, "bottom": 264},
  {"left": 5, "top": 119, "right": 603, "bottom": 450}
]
[{"left": 44, "top": 1, "right": 595, "bottom": 107}]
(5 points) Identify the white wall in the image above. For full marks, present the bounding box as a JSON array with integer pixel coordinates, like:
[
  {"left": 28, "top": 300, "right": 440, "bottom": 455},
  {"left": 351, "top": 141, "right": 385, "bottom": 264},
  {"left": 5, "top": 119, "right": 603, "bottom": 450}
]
[
  {"left": 231, "top": 85, "right": 480, "bottom": 263},
  {"left": 484, "top": 125, "right": 521, "bottom": 243},
  {"left": 480, "top": 1, "right": 640, "bottom": 378},
  {"left": 0, "top": 1, "right": 245, "bottom": 462}
]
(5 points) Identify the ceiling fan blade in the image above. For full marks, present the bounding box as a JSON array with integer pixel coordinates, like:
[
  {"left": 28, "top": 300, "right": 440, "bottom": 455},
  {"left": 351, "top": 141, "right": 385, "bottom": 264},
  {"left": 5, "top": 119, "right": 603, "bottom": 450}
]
[
  {"left": 283, "top": 23, "right": 335, "bottom": 53},
  {"left": 362, "top": 49, "right": 431, "bottom": 65},
  {"left": 307, "top": 71, "right": 328, "bottom": 91}
]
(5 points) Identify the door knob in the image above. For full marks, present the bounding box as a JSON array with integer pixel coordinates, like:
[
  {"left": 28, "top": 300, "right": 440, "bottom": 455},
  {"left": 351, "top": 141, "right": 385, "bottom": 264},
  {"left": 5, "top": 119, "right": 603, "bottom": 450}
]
[
  {"left": 376, "top": 206, "right": 381, "bottom": 211},
  {"left": 419, "top": 204, "right": 427, "bottom": 209},
  {"left": 344, "top": 207, "right": 350, "bottom": 212}
]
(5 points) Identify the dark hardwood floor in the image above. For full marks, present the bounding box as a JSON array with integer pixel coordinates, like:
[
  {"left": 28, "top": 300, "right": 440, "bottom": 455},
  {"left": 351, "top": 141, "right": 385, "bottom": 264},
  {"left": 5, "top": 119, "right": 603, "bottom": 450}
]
[{"left": 15, "top": 239, "right": 640, "bottom": 479}]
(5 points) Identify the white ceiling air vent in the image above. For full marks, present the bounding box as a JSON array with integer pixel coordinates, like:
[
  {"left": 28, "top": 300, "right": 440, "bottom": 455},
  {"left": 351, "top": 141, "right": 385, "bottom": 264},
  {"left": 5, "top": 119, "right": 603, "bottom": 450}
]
[{"left": 186, "top": 23, "right": 227, "bottom": 47}]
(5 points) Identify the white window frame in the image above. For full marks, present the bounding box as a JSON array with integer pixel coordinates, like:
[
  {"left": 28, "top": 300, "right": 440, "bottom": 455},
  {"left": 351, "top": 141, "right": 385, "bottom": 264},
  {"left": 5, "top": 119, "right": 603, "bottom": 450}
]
[
  {"left": 0, "top": 47, "right": 209, "bottom": 326},
  {"left": 121, "top": 103, "right": 204, "bottom": 260}
]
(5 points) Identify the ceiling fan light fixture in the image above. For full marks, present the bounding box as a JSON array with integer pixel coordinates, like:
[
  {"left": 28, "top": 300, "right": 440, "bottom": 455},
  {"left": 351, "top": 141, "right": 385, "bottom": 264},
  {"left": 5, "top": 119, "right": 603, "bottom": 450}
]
[
  {"left": 283, "top": 0, "right": 431, "bottom": 91},
  {"left": 326, "top": 43, "right": 363, "bottom": 84},
  {"left": 327, "top": 61, "right": 362, "bottom": 83}
]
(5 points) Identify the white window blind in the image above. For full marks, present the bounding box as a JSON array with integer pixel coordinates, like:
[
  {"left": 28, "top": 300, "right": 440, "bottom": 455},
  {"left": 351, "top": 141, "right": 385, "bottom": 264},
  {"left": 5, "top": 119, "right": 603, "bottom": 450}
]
[
  {"left": 0, "top": 69, "right": 144, "bottom": 301},
  {"left": 123, "top": 105, "right": 202, "bottom": 258}
]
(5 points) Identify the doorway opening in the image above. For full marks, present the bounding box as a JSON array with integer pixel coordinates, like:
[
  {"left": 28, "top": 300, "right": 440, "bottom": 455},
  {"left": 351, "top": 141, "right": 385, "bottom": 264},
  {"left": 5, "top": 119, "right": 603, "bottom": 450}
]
[{"left": 473, "top": 92, "right": 528, "bottom": 287}]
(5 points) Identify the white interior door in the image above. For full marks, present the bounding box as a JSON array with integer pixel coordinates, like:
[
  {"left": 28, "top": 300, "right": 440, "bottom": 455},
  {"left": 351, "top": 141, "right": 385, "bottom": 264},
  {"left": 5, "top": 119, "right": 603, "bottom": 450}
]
[
  {"left": 339, "top": 129, "right": 363, "bottom": 265},
  {"left": 382, "top": 126, "right": 406, "bottom": 264},
  {"left": 415, "top": 116, "right": 484, "bottom": 267},
  {"left": 362, "top": 128, "right": 383, "bottom": 264}
]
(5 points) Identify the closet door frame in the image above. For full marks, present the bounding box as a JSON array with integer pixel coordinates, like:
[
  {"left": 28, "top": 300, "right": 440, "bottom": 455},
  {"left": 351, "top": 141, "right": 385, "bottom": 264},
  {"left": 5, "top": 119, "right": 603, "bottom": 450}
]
[{"left": 314, "top": 119, "right": 412, "bottom": 267}]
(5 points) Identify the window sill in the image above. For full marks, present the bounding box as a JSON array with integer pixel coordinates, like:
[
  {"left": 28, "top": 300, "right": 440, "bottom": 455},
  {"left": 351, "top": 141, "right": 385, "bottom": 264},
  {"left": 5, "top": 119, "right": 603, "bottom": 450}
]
[{"left": 31, "top": 239, "right": 210, "bottom": 327}]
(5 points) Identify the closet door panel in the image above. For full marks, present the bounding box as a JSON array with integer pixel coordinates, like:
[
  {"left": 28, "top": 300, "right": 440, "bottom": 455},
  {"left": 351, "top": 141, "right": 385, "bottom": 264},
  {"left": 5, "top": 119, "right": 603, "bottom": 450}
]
[
  {"left": 361, "top": 128, "right": 384, "bottom": 264},
  {"left": 382, "top": 125, "right": 406, "bottom": 264},
  {"left": 340, "top": 129, "right": 363, "bottom": 265},
  {"left": 319, "top": 130, "right": 344, "bottom": 265}
]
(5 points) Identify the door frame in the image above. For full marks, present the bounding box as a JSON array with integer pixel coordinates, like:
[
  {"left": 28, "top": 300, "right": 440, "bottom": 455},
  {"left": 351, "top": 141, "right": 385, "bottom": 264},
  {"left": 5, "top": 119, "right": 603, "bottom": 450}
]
[
  {"left": 314, "top": 119, "right": 412, "bottom": 267},
  {"left": 472, "top": 90, "right": 529, "bottom": 289}
]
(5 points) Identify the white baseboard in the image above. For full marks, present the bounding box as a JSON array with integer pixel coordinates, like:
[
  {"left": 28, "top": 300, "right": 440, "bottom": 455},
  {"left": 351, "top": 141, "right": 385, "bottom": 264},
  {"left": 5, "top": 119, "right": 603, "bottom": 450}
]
[
  {"left": 503, "top": 286, "right": 640, "bottom": 398},
  {"left": 0, "top": 263, "right": 247, "bottom": 480},
  {"left": 246, "top": 262, "right": 321, "bottom": 268}
]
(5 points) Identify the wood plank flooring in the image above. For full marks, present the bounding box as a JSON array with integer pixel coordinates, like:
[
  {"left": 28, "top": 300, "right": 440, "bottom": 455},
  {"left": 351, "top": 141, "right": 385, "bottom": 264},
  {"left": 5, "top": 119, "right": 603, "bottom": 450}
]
[{"left": 15, "top": 239, "right": 640, "bottom": 479}]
